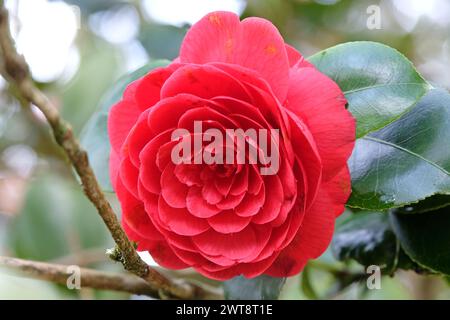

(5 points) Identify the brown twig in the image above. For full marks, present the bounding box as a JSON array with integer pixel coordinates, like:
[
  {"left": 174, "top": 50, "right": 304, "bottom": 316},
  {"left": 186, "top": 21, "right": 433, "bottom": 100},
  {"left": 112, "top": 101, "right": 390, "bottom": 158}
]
[
  {"left": 0, "top": 256, "right": 159, "bottom": 297},
  {"left": 0, "top": 3, "right": 221, "bottom": 300}
]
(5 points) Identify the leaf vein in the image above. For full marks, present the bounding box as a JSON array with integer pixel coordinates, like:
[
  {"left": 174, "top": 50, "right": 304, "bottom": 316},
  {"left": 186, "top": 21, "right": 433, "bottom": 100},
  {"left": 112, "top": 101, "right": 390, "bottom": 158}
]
[{"left": 364, "top": 136, "right": 450, "bottom": 176}]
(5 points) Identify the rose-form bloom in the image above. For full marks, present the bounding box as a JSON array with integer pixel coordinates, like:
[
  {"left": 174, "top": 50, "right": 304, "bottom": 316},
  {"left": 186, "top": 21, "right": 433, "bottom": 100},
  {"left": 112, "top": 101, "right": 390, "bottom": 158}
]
[{"left": 108, "top": 12, "right": 355, "bottom": 280}]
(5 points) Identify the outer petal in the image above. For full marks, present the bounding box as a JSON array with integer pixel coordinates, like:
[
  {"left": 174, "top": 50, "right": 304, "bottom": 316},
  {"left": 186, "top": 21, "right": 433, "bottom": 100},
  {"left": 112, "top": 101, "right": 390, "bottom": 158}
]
[
  {"left": 285, "top": 67, "right": 355, "bottom": 181},
  {"left": 285, "top": 109, "right": 323, "bottom": 210},
  {"left": 108, "top": 64, "right": 179, "bottom": 154},
  {"left": 196, "top": 255, "right": 278, "bottom": 281},
  {"left": 265, "top": 167, "right": 352, "bottom": 277},
  {"left": 133, "top": 64, "right": 180, "bottom": 111},
  {"left": 109, "top": 148, "right": 120, "bottom": 190},
  {"left": 116, "top": 177, "right": 163, "bottom": 242},
  {"left": 158, "top": 196, "right": 210, "bottom": 236},
  {"left": 207, "top": 210, "right": 251, "bottom": 234},
  {"left": 192, "top": 227, "right": 258, "bottom": 260},
  {"left": 108, "top": 100, "right": 141, "bottom": 154},
  {"left": 180, "top": 11, "right": 290, "bottom": 102},
  {"left": 149, "top": 241, "right": 190, "bottom": 270},
  {"left": 161, "top": 64, "right": 251, "bottom": 102},
  {"left": 285, "top": 44, "right": 313, "bottom": 68}
]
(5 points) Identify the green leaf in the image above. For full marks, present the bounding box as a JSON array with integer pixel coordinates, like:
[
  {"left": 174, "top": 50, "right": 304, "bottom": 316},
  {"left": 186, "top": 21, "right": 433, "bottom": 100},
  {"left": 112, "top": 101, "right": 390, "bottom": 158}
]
[
  {"left": 79, "top": 60, "right": 170, "bottom": 192},
  {"left": 332, "top": 212, "right": 399, "bottom": 271},
  {"left": 390, "top": 208, "right": 450, "bottom": 275},
  {"left": 139, "top": 24, "right": 187, "bottom": 60},
  {"left": 397, "top": 194, "right": 450, "bottom": 214},
  {"left": 8, "top": 174, "right": 112, "bottom": 261},
  {"left": 332, "top": 212, "right": 421, "bottom": 273},
  {"left": 309, "top": 41, "right": 430, "bottom": 138},
  {"left": 61, "top": 40, "right": 120, "bottom": 134},
  {"left": 347, "top": 89, "right": 450, "bottom": 210},
  {"left": 223, "top": 275, "right": 286, "bottom": 300},
  {"left": 300, "top": 265, "right": 318, "bottom": 300}
]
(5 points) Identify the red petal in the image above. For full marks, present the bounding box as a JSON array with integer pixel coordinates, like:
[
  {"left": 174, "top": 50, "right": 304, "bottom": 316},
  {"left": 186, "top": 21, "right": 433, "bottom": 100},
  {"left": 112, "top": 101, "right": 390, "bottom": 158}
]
[
  {"left": 216, "top": 192, "right": 245, "bottom": 210},
  {"left": 108, "top": 100, "right": 141, "bottom": 154},
  {"left": 170, "top": 246, "right": 231, "bottom": 270},
  {"left": 160, "top": 164, "right": 188, "bottom": 208},
  {"left": 133, "top": 64, "right": 179, "bottom": 111},
  {"left": 207, "top": 210, "right": 251, "bottom": 234},
  {"left": 286, "top": 67, "right": 355, "bottom": 181},
  {"left": 158, "top": 196, "right": 210, "bottom": 236},
  {"left": 327, "top": 166, "right": 352, "bottom": 217},
  {"left": 229, "top": 165, "right": 248, "bottom": 196},
  {"left": 122, "top": 219, "right": 158, "bottom": 252},
  {"left": 109, "top": 148, "right": 120, "bottom": 190},
  {"left": 161, "top": 64, "right": 251, "bottom": 101},
  {"left": 177, "top": 106, "right": 237, "bottom": 130},
  {"left": 186, "top": 186, "right": 221, "bottom": 218},
  {"left": 149, "top": 241, "right": 189, "bottom": 270},
  {"left": 180, "top": 11, "right": 289, "bottom": 102},
  {"left": 235, "top": 182, "right": 265, "bottom": 217},
  {"left": 285, "top": 44, "right": 313, "bottom": 68},
  {"left": 247, "top": 164, "right": 263, "bottom": 194},
  {"left": 265, "top": 167, "right": 350, "bottom": 277},
  {"left": 212, "top": 96, "right": 268, "bottom": 127},
  {"left": 202, "top": 183, "right": 223, "bottom": 205},
  {"left": 147, "top": 94, "right": 210, "bottom": 134},
  {"left": 196, "top": 252, "right": 277, "bottom": 280},
  {"left": 192, "top": 227, "right": 258, "bottom": 260},
  {"left": 125, "top": 110, "right": 153, "bottom": 166},
  {"left": 214, "top": 174, "right": 235, "bottom": 196},
  {"left": 116, "top": 177, "right": 163, "bottom": 242},
  {"left": 119, "top": 157, "right": 139, "bottom": 198},
  {"left": 285, "top": 109, "right": 322, "bottom": 209},
  {"left": 174, "top": 163, "right": 202, "bottom": 187},
  {"left": 138, "top": 130, "right": 172, "bottom": 194},
  {"left": 252, "top": 175, "right": 283, "bottom": 224}
]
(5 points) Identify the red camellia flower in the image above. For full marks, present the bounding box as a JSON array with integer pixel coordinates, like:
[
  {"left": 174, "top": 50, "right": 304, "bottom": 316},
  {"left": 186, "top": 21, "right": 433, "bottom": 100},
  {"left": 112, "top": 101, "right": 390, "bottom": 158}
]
[{"left": 108, "top": 11, "right": 355, "bottom": 280}]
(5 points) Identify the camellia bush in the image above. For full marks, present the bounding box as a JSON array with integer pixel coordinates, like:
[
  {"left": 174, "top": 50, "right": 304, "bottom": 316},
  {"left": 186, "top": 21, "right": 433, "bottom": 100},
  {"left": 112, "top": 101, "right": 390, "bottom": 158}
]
[{"left": 0, "top": 5, "right": 449, "bottom": 300}]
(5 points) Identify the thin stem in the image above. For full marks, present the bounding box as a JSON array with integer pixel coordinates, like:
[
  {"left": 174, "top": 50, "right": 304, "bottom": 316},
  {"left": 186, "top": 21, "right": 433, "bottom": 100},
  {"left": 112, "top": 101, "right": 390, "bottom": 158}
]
[{"left": 0, "top": 256, "right": 159, "bottom": 297}]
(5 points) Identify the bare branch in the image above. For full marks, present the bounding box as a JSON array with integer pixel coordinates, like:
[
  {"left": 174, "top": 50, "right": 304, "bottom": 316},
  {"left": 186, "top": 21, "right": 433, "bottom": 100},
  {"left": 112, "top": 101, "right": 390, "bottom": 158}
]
[
  {"left": 0, "top": 256, "right": 160, "bottom": 297},
  {"left": 0, "top": 4, "right": 221, "bottom": 300}
]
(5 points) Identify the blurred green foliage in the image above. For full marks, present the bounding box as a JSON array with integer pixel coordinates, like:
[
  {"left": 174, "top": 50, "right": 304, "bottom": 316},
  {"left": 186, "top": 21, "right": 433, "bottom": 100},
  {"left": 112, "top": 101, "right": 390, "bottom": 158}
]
[{"left": 1, "top": 0, "right": 450, "bottom": 299}]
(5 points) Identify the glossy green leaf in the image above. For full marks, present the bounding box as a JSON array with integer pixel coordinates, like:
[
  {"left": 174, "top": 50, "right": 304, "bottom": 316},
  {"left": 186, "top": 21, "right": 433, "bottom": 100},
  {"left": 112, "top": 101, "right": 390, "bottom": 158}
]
[
  {"left": 139, "top": 24, "right": 187, "bottom": 60},
  {"left": 347, "top": 89, "right": 450, "bottom": 210},
  {"left": 79, "top": 60, "right": 170, "bottom": 192},
  {"left": 309, "top": 41, "right": 430, "bottom": 138},
  {"left": 332, "top": 212, "right": 399, "bottom": 271},
  {"left": 8, "top": 174, "right": 112, "bottom": 261},
  {"left": 332, "top": 212, "right": 421, "bottom": 273},
  {"left": 61, "top": 40, "right": 120, "bottom": 134},
  {"left": 390, "top": 208, "right": 450, "bottom": 275},
  {"left": 223, "top": 275, "right": 286, "bottom": 300},
  {"left": 300, "top": 265, "right": 318, "bottom": 300},
  {"left": 397, "top": 194, "right": 450, "bottom": 214}
]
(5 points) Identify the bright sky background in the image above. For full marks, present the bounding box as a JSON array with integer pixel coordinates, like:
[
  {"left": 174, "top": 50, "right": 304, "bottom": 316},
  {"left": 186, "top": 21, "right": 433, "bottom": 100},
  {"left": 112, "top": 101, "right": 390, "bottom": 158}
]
[
  {"left": 4, "top": 0, "right": 449, "bottom": 83},
  {"left": 142, "top": 0, "right": 246, "bottom": 26},
  {"left": 6, "top": 0, "right": 79, "bottom": 82}
]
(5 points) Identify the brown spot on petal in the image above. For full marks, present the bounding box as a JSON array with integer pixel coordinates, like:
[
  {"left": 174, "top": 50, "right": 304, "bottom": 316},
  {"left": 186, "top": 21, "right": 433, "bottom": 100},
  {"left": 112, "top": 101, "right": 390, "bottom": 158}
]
[
  {"left": 338, "top": 179, "right": 350, "bottom": 193},
  {"left": 225, "top": 38, "right": 233, "bottom": 54},
  {"left": 121, "top": 142, "right": 129, "bottom": 156},
  {"left": 184, "top": 69, "right": 198, "bottom": 84},
  {"left": 265, "top": 44, "right": 278, "bottom": 55},
  {"left": 209, "top": 13, "right": 222, "bottom": 26}
]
